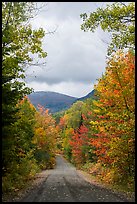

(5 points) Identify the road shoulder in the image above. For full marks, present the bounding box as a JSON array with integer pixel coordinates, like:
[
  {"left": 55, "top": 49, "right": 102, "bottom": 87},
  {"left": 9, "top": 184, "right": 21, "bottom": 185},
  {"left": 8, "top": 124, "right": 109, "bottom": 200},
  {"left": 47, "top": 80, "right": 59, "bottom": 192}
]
[
  {"left": 77, "top": 169, "right": 135, "bottom": 202},
  {"left": 2, "top": 170, "right": 50, "bottom": 202}
]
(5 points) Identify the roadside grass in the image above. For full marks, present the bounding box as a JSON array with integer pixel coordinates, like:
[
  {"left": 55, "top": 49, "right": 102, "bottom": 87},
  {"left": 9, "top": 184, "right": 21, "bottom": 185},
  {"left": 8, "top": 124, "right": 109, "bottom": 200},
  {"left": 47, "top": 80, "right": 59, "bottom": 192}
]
[
  {"left": 79, "top": 161, "right": 135, "bottom": 201},
  {"left": 2, "top": 175, "right": 37, "bottom": 202}
]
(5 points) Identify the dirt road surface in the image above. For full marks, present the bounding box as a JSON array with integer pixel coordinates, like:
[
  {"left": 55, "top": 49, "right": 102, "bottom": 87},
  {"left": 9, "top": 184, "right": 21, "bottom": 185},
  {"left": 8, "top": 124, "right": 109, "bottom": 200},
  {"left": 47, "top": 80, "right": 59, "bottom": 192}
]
[{"left": 17, "top": 155, "right": 131, "bottom": 202}]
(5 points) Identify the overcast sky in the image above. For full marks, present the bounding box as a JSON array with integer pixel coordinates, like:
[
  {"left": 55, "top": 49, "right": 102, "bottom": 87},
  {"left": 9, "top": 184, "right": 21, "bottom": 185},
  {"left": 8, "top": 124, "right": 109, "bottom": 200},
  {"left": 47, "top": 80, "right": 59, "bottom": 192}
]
[{"left": 25, "top": 2, "right": 111, "bottom": 98}]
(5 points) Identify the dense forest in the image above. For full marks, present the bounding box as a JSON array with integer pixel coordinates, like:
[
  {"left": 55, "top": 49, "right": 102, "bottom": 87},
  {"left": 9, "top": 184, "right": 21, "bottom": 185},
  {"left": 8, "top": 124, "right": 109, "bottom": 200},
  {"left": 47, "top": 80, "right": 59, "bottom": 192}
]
[{"left": 2, "top": 2, "right": 135, "bottom": 195}]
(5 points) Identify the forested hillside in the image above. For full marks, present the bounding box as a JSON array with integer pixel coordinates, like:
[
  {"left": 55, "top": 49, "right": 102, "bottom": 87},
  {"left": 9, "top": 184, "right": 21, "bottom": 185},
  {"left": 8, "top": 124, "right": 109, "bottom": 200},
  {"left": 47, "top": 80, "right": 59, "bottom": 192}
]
[
  {"left": 76, "top": 89, "right": 95, "bottom": 101},
  {"left": 28, "top": 91, "right": 77, "bottom": 113}
]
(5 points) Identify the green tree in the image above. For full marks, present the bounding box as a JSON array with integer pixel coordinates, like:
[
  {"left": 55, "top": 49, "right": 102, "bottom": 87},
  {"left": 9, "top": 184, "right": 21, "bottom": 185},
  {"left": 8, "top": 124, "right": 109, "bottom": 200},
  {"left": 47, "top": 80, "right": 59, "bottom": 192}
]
[
  {"left": 2, "top": 2, "right": 47, "bottom": 137},
  {"left": 2, "top": 97, "right": 39, "bottom": 193},
  {"left": 2, "top": 2, "right": 47, "bottom": 193},
  {"left": 80, "top": 2, "right": 135, "bottom": 55},
  {"left": 65, "top": 101, "right": 84, "bottom": 129}
]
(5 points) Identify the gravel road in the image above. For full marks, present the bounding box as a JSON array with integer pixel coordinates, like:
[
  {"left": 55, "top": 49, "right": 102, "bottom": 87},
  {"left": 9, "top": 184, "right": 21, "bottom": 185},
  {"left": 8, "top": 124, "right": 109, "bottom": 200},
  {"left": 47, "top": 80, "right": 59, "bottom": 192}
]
[{"left": 18, "top": 155, "right": 131, "bottom": 202}]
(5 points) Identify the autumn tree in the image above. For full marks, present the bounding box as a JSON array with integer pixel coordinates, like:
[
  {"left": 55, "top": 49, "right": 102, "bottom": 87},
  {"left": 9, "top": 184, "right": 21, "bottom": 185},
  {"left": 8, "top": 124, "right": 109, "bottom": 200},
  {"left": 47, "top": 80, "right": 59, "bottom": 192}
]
[
  {"left": 69, "top": 125, "right": 89, "bottom": 166},
  {"left": 90, "top": 50, "right": 135, "bottom": 185},
  {"left": 80, "top": 2, "right": 135, "bottom": 55},
  {"left": 32, "top": 105, "right": 59, "bottom": 169},
  {"left": 58, "top": 99, "right": 97, "bottom": 163},
  {"left": 58, "top": 101, "right": 85, "bottom": 160}
]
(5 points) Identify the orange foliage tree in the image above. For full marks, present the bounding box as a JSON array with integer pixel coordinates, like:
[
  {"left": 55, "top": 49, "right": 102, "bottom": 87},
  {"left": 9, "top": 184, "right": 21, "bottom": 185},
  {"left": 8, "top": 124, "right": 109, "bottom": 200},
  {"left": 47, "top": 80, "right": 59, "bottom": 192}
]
[
  {"left": 32, "top": 104, "right": 59, "bottom": 169},
  {"left": 90, "top": 50, "right": 135, "bottom": 182},
  {"left": 69, "top": 125, "right": 89, "bottom": 165}
]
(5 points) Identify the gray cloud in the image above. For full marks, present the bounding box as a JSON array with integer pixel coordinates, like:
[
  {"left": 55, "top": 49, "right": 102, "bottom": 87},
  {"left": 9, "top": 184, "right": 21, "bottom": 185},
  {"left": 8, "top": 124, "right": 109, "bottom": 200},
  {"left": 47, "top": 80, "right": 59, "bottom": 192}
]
[{"left": 25, "top": 2, "right": 111, "bottom": 97}]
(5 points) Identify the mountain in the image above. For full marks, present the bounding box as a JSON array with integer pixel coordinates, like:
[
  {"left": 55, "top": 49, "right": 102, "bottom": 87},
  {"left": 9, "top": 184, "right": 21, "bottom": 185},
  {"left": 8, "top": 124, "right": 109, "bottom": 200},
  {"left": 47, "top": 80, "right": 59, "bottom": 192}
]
[
  {"left": 28, "top": 90, "right": 96, "bottom": 114},
  {"left": 77, "top": 89, "right": 95, "bottom": 101},
  {"left": 28, "top": 91, "right": 77, "bottom": 113}
]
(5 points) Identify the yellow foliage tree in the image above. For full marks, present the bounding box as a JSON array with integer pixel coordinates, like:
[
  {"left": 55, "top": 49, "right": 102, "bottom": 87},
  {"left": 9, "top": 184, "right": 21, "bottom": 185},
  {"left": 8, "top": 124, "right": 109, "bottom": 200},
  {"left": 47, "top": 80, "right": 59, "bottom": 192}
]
[{"left": 32, "top": 105, "right": 59, "bottom": 169}]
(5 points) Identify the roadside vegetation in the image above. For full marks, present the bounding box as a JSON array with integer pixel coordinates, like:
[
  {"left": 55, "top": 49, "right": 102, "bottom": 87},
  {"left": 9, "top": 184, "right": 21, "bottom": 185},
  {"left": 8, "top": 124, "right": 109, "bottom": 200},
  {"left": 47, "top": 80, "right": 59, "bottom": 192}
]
[{"left": 2, "top": 96, "right": 59, "bottom": 194}]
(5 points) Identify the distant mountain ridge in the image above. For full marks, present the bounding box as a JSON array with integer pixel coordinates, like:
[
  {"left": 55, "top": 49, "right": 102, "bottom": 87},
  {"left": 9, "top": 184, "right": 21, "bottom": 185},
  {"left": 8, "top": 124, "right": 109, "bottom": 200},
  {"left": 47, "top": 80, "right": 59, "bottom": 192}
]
[
  {"left": 28, "top": 91, "right": 77, "bottom": 113},
  {"left": 28, "top": 90, "right": 95, "bottom": 113},
  {"left": 76, "top": 89, "right": 95, "bottom": 101}
]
